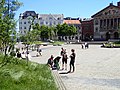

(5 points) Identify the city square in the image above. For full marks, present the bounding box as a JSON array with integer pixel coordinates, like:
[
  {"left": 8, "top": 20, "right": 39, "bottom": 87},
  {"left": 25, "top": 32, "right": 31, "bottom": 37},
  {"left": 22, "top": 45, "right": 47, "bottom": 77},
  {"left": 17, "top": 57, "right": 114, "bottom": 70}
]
[
  {"left": 1, "top": 0, "right": 120, "bottom": 90},
  {"left": 27, "top": 44, "right": 120, "bottom": 90}
]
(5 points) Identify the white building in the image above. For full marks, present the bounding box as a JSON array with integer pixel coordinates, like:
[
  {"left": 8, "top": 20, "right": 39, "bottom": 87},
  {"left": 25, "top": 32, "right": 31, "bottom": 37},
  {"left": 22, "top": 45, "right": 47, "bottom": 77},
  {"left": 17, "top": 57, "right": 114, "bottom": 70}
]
[{"left": 19, "top": 11, "right": 64, "bottom": 35}]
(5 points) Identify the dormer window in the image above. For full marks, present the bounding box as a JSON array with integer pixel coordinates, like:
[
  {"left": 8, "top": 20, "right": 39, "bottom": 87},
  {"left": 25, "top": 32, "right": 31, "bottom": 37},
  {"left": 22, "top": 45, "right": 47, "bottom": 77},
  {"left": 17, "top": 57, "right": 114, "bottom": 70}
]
[
  {"left": 49, "top": 17, "right": 52, "bottom": 20},
  {"left": 57, "top": 18, "right": 61, "bottom": 20}
]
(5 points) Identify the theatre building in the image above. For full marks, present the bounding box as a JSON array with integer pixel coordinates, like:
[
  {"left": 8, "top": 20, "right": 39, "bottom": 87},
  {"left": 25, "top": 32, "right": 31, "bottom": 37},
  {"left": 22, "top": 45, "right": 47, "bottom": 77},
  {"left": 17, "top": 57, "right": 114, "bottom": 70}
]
[{"left": 92, "top": 2, "right": 120, "bottom": 40}]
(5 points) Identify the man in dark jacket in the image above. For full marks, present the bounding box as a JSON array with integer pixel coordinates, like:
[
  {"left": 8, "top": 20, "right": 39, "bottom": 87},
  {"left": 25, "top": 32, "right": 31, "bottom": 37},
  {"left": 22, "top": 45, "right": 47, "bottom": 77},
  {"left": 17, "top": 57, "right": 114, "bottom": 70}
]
[{"left": 68, "top": 49, "right": 76, "bottom": 73}]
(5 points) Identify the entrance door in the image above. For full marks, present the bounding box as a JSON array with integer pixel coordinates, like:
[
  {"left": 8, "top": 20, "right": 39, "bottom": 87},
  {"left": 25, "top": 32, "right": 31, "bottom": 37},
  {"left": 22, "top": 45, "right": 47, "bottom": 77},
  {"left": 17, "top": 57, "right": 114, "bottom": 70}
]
[
  {"left": 114, "top": 32, "right": 119, "bottom": 39},
  {"left": 106, "top": 32, "right": 110, "bottom": 40},
  {"left": 85, "top": 33, "right": 90, "bottom": 41}
]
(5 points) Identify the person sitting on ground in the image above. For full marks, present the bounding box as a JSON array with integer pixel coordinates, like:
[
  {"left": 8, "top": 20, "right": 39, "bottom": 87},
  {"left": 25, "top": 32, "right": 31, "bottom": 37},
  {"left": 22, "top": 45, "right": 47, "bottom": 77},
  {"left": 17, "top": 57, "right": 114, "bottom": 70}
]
[
  {"left": 17, "top": 51, "right": 21, "bottom": 58},
  {"left": 21, "top": 52, "right": 26, "bottom": 60},
  {"left": 47, "top": 55, "right": 54, "bottom": 68}
]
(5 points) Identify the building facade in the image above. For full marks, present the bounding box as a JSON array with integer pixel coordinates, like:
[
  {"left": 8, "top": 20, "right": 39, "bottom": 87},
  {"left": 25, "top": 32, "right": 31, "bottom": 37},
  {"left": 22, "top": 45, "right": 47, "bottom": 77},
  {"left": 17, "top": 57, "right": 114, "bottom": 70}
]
[
  {"left": 19, "top": 11, "right": 38, "bottom": 35},
  {"left": 92, "top": 2, "right": 120, "bottom": 40},
  {"left": 81, "top": 18, "right": 94, "bottom": 41},
  {"left": 63, "top": 18, "right": 82, "bottom": 41},
  {"left": 19, "top": 11, "right": 64, "bottom": 35},
  {"left": 38, "top": 14, "right": 64, "bottom": 26}
]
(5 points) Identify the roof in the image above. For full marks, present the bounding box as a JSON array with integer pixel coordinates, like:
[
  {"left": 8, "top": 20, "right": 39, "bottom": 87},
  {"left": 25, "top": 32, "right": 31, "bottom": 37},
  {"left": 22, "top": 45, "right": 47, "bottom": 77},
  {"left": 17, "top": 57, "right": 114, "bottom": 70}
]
[
  {"left": 91, "top": 3, "right": 120, "bottom": 18},
  {"left": 39, "top": 14, "right": 64, "bottom": 20},
  {"left": 63, "top": 20, "right": 81, "bottom": 24},
  {"left": 23, "top": 11, "right": 37, "bottom": 16}
]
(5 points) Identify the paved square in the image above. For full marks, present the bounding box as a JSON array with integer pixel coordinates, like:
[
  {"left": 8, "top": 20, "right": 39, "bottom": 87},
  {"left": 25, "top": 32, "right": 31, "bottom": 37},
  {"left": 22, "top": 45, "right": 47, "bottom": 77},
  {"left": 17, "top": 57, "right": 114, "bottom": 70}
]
[{"left": 29, "top": 44, "right": 120, "bottom": 90}]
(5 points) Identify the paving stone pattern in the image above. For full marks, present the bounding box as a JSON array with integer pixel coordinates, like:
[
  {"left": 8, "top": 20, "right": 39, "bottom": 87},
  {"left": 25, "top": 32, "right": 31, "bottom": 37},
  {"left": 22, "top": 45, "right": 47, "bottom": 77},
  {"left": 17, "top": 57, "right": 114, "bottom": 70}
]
[{"left": 17, "top": 43, "right": 120, "bottom": 90}]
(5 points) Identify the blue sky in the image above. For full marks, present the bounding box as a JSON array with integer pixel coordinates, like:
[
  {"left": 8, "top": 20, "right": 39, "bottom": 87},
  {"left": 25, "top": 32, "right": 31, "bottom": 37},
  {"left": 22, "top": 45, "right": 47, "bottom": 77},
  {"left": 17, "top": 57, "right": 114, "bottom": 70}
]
[{"left": 15, "top": 0, "right": 119, "bottom": 20}]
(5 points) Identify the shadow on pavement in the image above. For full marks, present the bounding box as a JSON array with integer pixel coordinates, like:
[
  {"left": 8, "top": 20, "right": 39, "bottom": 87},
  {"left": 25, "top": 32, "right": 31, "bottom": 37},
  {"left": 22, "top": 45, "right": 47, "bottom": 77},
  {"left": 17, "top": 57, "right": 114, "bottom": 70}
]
[{"left": 59, "top": 72, "right": 68, "bottom": 74}]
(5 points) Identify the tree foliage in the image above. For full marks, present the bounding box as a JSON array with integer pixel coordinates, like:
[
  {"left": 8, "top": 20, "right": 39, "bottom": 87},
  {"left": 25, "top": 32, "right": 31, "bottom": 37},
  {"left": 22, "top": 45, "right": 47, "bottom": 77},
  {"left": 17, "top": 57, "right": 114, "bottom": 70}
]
[
  {"left": 57, "top": 23, "right": 77, "bottom": 36},
  {"left": 0, "top": 0, "right": 23, "bottom": 55},
  {"left": 19, "top": 23, "right": 77, "bottom": 42}
]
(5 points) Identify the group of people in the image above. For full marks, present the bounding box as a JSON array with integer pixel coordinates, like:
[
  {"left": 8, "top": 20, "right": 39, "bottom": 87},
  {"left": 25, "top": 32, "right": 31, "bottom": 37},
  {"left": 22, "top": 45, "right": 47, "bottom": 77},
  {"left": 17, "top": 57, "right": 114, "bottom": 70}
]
[
  {"left": 81, "top": 42, "right": 89, "bottom": 49},
  {"left": 47, "top": 48, "right": 76, "bottom": 73},
  {"left": 36, "top": 45, "right": 42, "bottom": 56},
  {"left": 16, "top": 47, "right": 31, "bottom": 60}
]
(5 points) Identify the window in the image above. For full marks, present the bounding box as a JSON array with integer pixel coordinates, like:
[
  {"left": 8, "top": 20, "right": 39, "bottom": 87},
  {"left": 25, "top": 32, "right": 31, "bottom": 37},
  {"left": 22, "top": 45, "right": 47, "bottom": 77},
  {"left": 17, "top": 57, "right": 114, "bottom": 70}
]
[
  {"left": 50, "top": 22, "right": 52, "bottom": 26},
  {"left": 95, "top": 20, "right": 98, "bottom": 25},
  {"left": 49, "top": 17, "right": 52, "bottom": 20},
  {"left": 28, "top": 21, "right": 30, "bottom": 24},
  {"left": 20, "top": 22, "right": 22, "bottom": 24},
  {"left": 40, "top": 22, "right": 43, "bottom": 25},
  {"left": 27, "top": 13, "right": 30, "bottom": 16},
  {"left": 24, "top": 27, "right": 26, "bottom": 29},
  {"left": 95, "top": 27, "right": 98, "bottom": 32},
  {"left": 46, "top": 22, "right": 48, "bottom": 24},
  {"left": 24, "top": 22, "right": 26, "bottom": 24},
  {"left": 20, "top": 27, "right": 22, "bottom": 29},
  {"left": 57, "top": 18, "right": 61, "bottom": 20}
]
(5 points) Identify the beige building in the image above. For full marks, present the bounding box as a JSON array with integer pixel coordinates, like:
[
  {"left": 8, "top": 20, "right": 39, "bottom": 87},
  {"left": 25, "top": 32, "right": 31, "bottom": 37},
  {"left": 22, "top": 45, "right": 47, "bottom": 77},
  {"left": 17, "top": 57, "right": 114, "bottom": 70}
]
[
  {"left": 92, "top": 2, "right": 120, "bottom": 40},
  {"left": 19, "top": 11, "right": 64, "bottom": 35},
  {"left": 63, "top": 19, "right": 81, "bottom": 41}
]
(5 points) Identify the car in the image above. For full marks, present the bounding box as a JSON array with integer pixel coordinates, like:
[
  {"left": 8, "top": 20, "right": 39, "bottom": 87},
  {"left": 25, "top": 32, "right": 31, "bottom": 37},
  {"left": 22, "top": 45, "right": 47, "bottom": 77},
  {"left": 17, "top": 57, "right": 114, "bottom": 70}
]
[{"left": 47, "top": 39, "right": 54, "bottom": 43}]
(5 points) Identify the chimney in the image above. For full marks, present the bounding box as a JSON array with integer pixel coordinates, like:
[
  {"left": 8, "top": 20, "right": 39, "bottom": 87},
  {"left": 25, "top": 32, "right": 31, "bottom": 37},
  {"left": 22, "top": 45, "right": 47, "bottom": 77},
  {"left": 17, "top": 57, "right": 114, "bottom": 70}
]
[
  {"left": 109, "top": 3, "right": 113, "bottom": 6},
  {"left": 117, "top": 1, "right": 120, "bottom": 7}
]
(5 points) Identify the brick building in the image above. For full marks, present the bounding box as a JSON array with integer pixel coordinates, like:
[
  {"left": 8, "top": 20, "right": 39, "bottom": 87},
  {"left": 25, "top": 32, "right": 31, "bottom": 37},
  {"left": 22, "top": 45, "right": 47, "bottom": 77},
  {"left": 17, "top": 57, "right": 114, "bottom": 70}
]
[{"left": 81, "top": 18, "right": 94, "bottom": 41}]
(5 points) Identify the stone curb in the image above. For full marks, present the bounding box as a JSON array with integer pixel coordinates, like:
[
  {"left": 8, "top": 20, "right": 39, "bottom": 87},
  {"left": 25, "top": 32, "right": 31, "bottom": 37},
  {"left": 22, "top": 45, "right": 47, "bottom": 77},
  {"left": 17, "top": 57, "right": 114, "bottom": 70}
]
[{"left": 52, "top": 70, "right": 67, "bottom": 90}]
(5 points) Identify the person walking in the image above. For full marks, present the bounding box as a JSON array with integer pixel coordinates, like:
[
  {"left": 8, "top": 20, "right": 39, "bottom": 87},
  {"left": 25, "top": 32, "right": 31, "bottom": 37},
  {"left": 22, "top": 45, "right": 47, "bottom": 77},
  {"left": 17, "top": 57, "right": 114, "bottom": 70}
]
[
  {"left": 68, "top": 49, "right": 76, "bottom": 73},
  {"left": 81, "top": 43, "right": 84, "bottom": 49}
]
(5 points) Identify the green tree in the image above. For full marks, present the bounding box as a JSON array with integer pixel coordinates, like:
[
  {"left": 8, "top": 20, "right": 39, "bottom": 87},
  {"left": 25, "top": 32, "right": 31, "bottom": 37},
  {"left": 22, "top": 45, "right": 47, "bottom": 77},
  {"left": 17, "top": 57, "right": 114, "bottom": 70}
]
[
  {"left": 57, "top": 23, "right": 77, "bottom": 36},
  {"left": 67, "top": 25, "right": 77, "bottom": 36},
  {"left": 40, "top": 25, "right": 49, "bottom": 40},
  {"left": 32, "top": 23, "right": 41, "bottom": 41},
  {"left": 56, "top": 24, "right": 62, "bottom": 36},
  {"left": 48, "top": 26, "right": 56, "bottom": 40},
  {"left": 0, "top": 0, "right": 22, "bottom": 56}
]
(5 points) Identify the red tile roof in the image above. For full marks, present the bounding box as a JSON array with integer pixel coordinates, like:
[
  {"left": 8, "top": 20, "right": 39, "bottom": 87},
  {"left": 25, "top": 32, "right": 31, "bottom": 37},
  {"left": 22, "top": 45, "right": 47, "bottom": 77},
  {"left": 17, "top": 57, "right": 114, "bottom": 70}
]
[{"left": 63, "top": 20, "right": 81, "bottom": 24}]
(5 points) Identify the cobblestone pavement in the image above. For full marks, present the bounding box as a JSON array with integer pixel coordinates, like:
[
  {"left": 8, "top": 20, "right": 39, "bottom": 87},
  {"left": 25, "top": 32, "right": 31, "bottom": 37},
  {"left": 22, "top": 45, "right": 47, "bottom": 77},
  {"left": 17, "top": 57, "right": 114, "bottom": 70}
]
[{"left": 17, "top": 43, "right": 120, "bottom": 90}]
